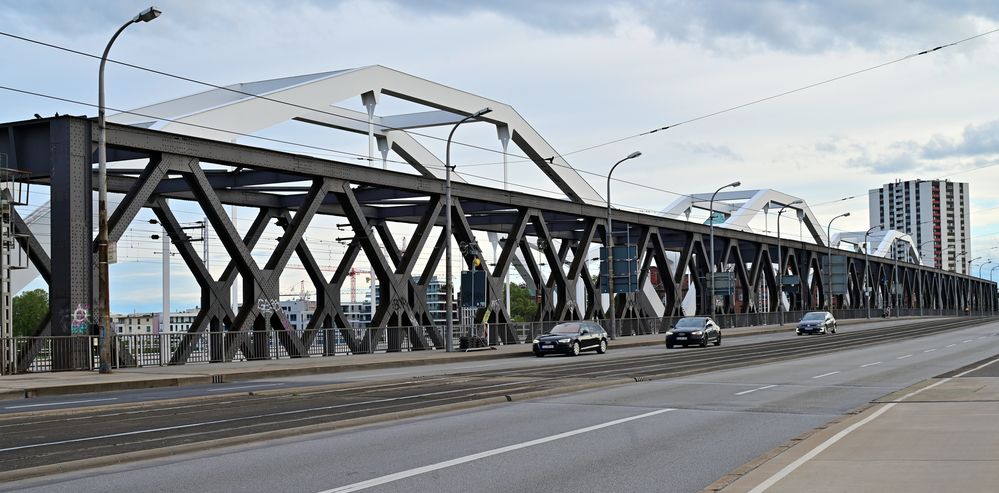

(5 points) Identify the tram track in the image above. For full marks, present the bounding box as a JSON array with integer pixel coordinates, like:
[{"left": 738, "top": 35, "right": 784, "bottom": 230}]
[{"left": 0, "top": 317, "right": 993, "bottom": 479}]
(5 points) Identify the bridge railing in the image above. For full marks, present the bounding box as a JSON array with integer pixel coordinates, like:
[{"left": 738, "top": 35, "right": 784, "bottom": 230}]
[{"left": 2, "top": 310, "right": 993, "bottom": 374}]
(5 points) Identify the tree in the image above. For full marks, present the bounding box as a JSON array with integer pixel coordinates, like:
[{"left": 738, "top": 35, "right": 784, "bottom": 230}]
[
  {"left": 508, "top": 283, "right": 538, "bottom": 322},
  {"left": 12, "top": 288, "right": 47, "bottom": 338}
]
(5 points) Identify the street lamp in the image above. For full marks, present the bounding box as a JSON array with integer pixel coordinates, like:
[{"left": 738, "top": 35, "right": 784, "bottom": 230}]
[
  {"left": 444, "top": 107, "right": 492, "bottom": 352},
  {"left": 775, "top": 200, "right": 803, "bottom": 325},
  {"left": 825, "top": 212, "right": 850, "bottom": 310},
  {"left": 990, "top": 264, "right": 999, "bottom": 316},
  {"left": 606, "top": 151, "right": 642, "bottom": 341},
  {"left": 709, "top": 181, "right": 741, "bottom": 319},
  {"left": 864, "top": 225, "right": 882, "bottom": 319},
  {"left": 978, "top": 259, "right": 992, "bottom": 279},
  {"left": 97, "top": 6, "right": 162, "bottom": 374}
]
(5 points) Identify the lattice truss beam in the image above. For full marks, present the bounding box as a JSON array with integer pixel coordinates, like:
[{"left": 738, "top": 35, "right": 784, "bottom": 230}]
[{"left": 0, "top": 116, "right": 994, "bottom": 370}]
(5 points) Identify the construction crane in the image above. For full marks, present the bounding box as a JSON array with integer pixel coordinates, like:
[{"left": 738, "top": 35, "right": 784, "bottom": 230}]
[{"left": 348, "top": 268, "right": 374, "bottom": 303}]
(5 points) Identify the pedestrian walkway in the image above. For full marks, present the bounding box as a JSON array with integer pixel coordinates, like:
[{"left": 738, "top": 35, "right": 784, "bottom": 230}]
[
  {"left": 707, "top": 354, "right": 999, "bottom": 493},
  {"left": 0, "top": 320, "right": 825, "bottom": 400}
]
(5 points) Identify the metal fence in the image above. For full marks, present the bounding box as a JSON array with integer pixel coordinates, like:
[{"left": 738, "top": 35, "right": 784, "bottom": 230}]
[{"left": 2, "top": 309, "right": 994, "bottom": 374}]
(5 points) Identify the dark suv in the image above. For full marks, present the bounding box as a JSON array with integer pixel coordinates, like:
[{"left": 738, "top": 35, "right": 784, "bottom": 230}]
[{"left": 532, "top": 322, "right": 608, "bottom": 357}]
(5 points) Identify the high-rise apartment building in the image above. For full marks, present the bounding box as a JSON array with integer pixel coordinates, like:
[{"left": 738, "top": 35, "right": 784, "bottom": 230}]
[{"left": 868, "top": 179, "right": 970, "bottom": 274}]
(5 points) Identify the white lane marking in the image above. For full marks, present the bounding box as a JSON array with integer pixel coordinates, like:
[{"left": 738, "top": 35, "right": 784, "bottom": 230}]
[
  {"left": 946, "top": 344, "right": 957, "bottom": 348},
  {"left": 0, "top": 381, "right": 524, "bottom": 454},
  {"left": 317, "top": 408, "right": 675, "bottom": 493},
  {"left": 206, "top": 383, "right": 284, "bottom": 393},
  {"left": 3, "top": 398, "right": 118, "bottom": 410},
  {"left": 978, "top": 336, "right": 986, "bottom": 340},
  {"left": 897, "top": 354, "right": 913, "bottom": 360},
  {"left": 963, "top": 340, "right": 973, "bottom": 343},
  {"left": 924, "top": 349, "right": 937, "bottom": 353},
  {"left": 748, "top": 356, "right": 999, "bottom": 493},
  {"left": 860, "top": 362, "right": 882, "bottom": 368},
  {"left": 735, "top": 385, "right": 777, "bottom": 396},
  {"left": 812, "top": 371, "right": 840, "bottom": 379}
]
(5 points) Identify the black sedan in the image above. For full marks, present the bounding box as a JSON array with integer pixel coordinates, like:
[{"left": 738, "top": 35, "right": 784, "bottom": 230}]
[
  {"left": 665, "top": 317, "right": 721, "bottom": 348},
  {"left": 532, "top": 322, "right": 608, "bottom": 357},
  {"left": 796, "top": 311, "right": 837, "bottom": 335}
]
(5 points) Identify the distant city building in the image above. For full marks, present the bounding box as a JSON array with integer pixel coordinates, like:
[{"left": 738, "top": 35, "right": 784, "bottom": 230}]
[
  {"left": 112, "top": 277, "right": 455, "bottom": 336},
  {"left": 869, "top": 179, "right": 970, "bottom": 274},
  {"left": 113, "top": 312, "right": 159, "bottom": 335}
]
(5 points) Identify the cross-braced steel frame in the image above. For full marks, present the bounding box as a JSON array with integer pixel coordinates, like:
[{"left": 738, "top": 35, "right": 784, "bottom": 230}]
[{"left": 1, "top": 116, "right": 995, "bottom": 370}]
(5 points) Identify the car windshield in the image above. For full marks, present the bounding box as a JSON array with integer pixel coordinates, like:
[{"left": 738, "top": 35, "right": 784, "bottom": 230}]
[
  {"left": 802, "top": 312, "right": 826, "bottom": 321},
  {"left": 548, "top": 324, "right": 581, "bottom": 335},
  {"left": 675, "top": 318, "right": 706, "bottom": 328}
]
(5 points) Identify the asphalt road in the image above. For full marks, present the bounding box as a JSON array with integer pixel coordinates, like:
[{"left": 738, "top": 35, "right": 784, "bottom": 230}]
[
  {"left": 1, "top": 319, "right": 997, "bottom": 492},
  {"left": 0, "top": 318, "right": 952, "bottom": 414}
]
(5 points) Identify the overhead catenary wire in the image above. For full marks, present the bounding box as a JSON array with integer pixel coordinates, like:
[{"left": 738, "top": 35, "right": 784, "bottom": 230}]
[{"left": 2, "top": 27, "right": 998, "bottom": 219}]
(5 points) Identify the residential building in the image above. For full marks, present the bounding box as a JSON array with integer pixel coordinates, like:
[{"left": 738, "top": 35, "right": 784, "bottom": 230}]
[
  {"left": 112, "top": 312, "right": 159, "bottom": 335},
  {"left": 869, "top": 179, "right": 970, "bottom": 274}
]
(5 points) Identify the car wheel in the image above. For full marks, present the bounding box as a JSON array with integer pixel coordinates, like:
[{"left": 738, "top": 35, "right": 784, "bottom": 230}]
[
  {"left": 831, "top": 324, "right": 837, "bottom": 334},
  {"left": 666, "top": 343, "right": 674, "bottom": 349},
  {"left": 700, "top": 337, "right": 708, "bottom": 348},
  {"left": 714, "top": 333, "right": 722, "bottom": 346},
  {"left": 797, "top": 332, "right": 802, "bottom": 336},
  {"left": 534, "top": 351, "right": 544, "bottom": 358},
  {"left": 596, "top": 339, "right": 607, "bottom": 354},
  {"left": 569, "top": 341, "right": 580, "bottom": 356}
]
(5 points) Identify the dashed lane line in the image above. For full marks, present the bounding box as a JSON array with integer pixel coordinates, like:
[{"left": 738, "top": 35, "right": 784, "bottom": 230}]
[
  {"left": 317, "top": 408, "right": 676, "bottom": 493},
  {"left": 812, "top": 371, "right": 840, "bottom": 379},
  {"left": 735, "top": 385, "right": 778, "bottom": 396}
]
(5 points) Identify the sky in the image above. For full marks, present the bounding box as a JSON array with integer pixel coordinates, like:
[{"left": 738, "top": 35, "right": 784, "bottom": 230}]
[{"left": 2, "top": 0, "right": 999, "bottom": 313}]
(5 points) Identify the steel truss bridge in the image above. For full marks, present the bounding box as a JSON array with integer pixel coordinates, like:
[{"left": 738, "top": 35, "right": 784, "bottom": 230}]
[{"left": 1, "top": 113, "right": 995, "bottom": 371}]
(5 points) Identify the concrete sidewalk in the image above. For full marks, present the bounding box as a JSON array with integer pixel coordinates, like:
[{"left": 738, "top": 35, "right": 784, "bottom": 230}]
[
  {"left": 708, "top": 355, "right": 999, "bottom": 493},
  {"left": 0, "top": 322, "right": 804, "bottom": 400}
]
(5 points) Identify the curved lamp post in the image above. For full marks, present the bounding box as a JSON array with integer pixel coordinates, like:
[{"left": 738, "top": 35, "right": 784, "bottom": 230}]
[
  {"left": 990, "top": 264, "right": 999, "bottom": 316},
  {"left": 978, "top": 259, "right": 992, "bottom": 279},
  {"left": 775, "top": 200, "right": 803, "bottom": 325},
  {"left": 709, "top": 181, "right": 741, "bottom": 319},
  {"left": 97, "top": 6, "right": 162, "bottom": 374},
  {"left": 606, "top": 151, "right": 642, "bottom": 340},
  {"left": 444, "top": 107, "right": 492, "bottom": 352},
  {"left": 825, "top": 212, "right": 850, "bottom": 310},
  {"left": 863, "top": 225, "right": 882, "bottom": 319}
]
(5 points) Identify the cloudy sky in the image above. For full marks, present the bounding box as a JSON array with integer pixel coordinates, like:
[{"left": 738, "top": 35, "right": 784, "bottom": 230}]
[{"left": 2, "top": 1, "right": 998, "bottom": 312}]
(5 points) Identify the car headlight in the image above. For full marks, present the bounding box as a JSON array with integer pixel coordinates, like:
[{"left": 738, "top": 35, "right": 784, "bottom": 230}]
[
  {"left": 664, "top": 331, "right": 673, "bottom": 336},
  {"left": 558, "top": 338, "right": 571, "bottom": 343},
  {"left": 532, "top": 339, "right": 539, "bottom": 344},
  {"left": 691, "top": 331, "right": 703, "bottom": 336}
]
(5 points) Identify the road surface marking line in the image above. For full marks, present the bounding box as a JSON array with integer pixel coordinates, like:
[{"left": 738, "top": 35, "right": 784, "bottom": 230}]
[
  {"left": 748, "top": 356, "right": 999, "bottom": 493},
  {"left": 924, "top": 349, "right": 937, "bottom": 353},
  {"left": 2, "top": 398, "right": 118, "bottom": 410},
  {"left": 735, "top": 385, "right": 777, "bottom": 396},
  {"left": 946, "top": 344, "right": 957, "bottom": 348},
  {"left": 860, "top": 362, "right": 882, "bottom": 368},
  {"left": 0, "top": 381, "right": 525, "bottom": 454},
  {"left": 317, "top": 408, "right": 676, "bottom": 493},
  {"left": 962, "top": 340, "right": 973, "bottom": 343},
  {"left": 206, "top": 383, "right": 284, "bottom": 392},
  {"left": 812, "top": 371, "right": 840, "bottom": 379},
  {"left": 897, "top": 354, "right": 913, "bottom": 360}
]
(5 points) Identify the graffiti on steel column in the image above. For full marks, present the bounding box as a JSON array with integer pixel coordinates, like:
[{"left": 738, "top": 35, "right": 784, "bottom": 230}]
[{"left": 62, "top": 304, "right": 100, "bottom": 335}]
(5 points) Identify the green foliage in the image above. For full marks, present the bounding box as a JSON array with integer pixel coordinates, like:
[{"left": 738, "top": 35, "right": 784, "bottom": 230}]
[
  {"left": 12, "top": 288, "right": 48, "bottom": 338},
  {"left": 508, "top": 283, "right": 538, "bottom": 322}
]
